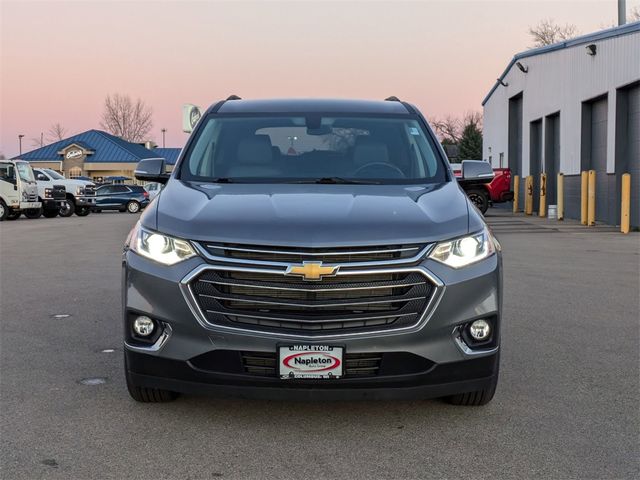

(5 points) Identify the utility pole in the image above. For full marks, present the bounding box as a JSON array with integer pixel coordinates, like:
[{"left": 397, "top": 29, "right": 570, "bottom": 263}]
[
  {"left": 18, "top": 134, "right": 25, "bottom": 155},
  {"left": 619, "top": 0, "right": 626, "bottom": 25},
  {"left": 40, "top": 132, "right": 44, "bottom": 147},
  {"left": 161, "top": 128, "right": 166, "bottom": 148}
]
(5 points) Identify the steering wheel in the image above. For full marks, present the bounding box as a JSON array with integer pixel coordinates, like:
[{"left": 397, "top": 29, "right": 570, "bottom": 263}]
[{"left": 353, "top": 162, "right": 405, "bottom": 178}]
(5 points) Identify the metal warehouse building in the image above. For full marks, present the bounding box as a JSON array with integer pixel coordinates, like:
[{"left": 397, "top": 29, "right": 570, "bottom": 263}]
[
  {"left": 482, "top": 22, "right": 640, "bottom": 227},
  {"left": 15, "top": 129, "right": 181, "bottom": 183}
]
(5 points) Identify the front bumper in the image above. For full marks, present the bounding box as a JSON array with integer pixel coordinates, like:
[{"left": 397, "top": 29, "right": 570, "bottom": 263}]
[
  {"left": 76, "top": 196, "right": 96, "bottom": 207},
  {"left": 123, "top": 250, "right": 502, "bottom": 398}
]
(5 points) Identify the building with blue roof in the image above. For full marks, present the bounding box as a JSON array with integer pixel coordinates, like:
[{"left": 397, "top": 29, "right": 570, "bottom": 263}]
[
  {"left": 482, "top": 22, "right": 640, "bottom": 227},
  {"left": 15, "top": 129, "right": 181, "bottom": 183}
]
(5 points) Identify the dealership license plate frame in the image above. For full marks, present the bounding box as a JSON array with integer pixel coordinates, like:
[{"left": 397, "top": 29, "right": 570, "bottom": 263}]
[{"left": 278, "top": 345, "right": 344, "bottom": 380}]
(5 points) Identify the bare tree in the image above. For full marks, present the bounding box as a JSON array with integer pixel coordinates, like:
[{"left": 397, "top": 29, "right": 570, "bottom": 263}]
[
  {"left": 47, "top": 123, "right": 67, "bottom": 143},
  {"left": 432, "top": 111, "right": 482, "bottom": 144},
  {"left": 631, "top": 5, "right": 640, "bottom": 21},
  {"left": 431, "top": 115, "right": 462, "bottom": 144},
  {"left": 100, "top": 94, "right": 153, "bottom": 142},
  {"left": 528, "top": 19, "right": 579, "bottom": 47}
]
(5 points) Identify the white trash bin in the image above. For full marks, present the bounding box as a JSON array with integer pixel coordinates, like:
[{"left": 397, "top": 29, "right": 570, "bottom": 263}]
[{"left": 548, "top": 204, "right": 557, "bottom": 219}]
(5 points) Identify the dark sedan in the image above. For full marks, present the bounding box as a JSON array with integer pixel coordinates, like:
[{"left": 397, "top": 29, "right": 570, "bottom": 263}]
[{"left": 94, "top": 184, "right": 149, "bottom": 213}]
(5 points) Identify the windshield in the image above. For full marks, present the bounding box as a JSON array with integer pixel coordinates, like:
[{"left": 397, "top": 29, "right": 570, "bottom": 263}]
[
  {"left": 15, "top": 162, "right": 35, "bottom": 182},
  {"left": 179, "top": 115, "right": 447, "bottom": 184},
  {"left": 44, "top": 168, "right": 64, "bottom": 180}
]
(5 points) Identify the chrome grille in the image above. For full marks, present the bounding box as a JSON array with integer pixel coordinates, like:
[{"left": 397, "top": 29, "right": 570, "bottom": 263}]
[
  {"left": 202, "top": 243, "right": 425, "bottom": 264},
  {"left": 190, "top": 269, "right": 433, "bottom": 334}
]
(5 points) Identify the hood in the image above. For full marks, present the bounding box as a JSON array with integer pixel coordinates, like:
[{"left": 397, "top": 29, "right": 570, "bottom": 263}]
[{"left": 148, "top": 180, "right": 470, "bottom": 247}]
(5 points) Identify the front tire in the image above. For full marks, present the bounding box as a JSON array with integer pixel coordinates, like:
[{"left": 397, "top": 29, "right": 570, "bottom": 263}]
[
  {"left": 23, "top": 208, "right": 42, "bottom": 219},
  {"left": 59, "top": 198, "right": 75, "bottom": 217},
  {"left": 0, "top": 199, "right": 7, "bottom": 221},
  {"left": 75, "top": 206, "right": 91, "bottom": 217},
  {"left": 126, "top": 201, "right": 141, "bottom": 214},
  {"left": 467, "top": 188, "right": 489, "bottom": 215},
  {"left": 125, "top": 356, "right": 178, "bottom": 403},
  {"left": 6, "top": 211, "right": 20, "bottom": 220},
  {"left": 446, "top": 354, "right": 499, "bottom": 406}
]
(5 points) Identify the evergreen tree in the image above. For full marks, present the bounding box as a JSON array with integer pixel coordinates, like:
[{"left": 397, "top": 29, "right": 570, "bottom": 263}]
[{"left": 458, "top": 123, "right": 483, "bottom": 160}]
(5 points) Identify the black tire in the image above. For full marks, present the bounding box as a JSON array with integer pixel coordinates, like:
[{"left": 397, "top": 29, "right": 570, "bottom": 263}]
[
  {"left": 75, "top": 206, "right": 91, "bottom": 217},
  {"left": 23, "top": 208, "right": 43, "bottom": 219},
  {"left": 42, "top": 208, "right": 59, "bottom": 218},
  {"left": 59, "top": 198, "right": 75, "bottom": 217},
  {"left": 125, "top": 362, "right": 178, "bottom": 403},
  {"left": 447, "top": 354, "right": 499, "bottom": 406},
  {"left": 6, "top": 211, "right": 20, "bottom": 220},
  {"left": 467, "top": 188, "right": 489, "bottom": 215},
  {"left": 0, "top": 199, "right": 7, "bottom": 221},
  {"left": 126, "top": 201, "right": 141, "bottom": 214}
]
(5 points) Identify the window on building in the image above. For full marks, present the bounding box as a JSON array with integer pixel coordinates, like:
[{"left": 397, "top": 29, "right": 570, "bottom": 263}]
[
  {"left": 499, "top": 153, "right": 504, "bottom": 168},
  {"left": 68, "top": 167, "right": 82, "bottom": 179}
]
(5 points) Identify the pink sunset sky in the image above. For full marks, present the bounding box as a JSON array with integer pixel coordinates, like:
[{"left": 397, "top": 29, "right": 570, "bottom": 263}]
[{"left": 1, "top": 0, "right": 638, "bottom": 157}]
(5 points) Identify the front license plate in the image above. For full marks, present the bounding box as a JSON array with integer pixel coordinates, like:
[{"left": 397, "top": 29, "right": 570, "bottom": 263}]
[{"left": 279, "top": 345, "right": 343, "bottom": 379}]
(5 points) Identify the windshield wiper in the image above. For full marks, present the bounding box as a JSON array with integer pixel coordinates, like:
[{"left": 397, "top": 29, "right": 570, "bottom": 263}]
[
  {"left": 211, "top": 177, "right": 234, "bottom": 183},
  {"left": 290, "top": 177, "right": 380, "bottom": 185}
]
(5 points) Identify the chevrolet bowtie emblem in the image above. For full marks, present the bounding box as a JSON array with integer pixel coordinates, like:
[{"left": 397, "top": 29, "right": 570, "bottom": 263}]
[{"left": 285, "top": 261, "right": 339, "bottom": 281}]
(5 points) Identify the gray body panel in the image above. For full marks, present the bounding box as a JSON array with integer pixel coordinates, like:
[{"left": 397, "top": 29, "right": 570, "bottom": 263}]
[{"left": 146, "top": 180, "right": 474, "bottom": 246}]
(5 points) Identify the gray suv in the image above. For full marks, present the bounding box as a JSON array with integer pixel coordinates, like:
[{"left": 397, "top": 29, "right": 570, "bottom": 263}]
[{"left": 124, "top": 97, "right": 502, "bottom": 405}]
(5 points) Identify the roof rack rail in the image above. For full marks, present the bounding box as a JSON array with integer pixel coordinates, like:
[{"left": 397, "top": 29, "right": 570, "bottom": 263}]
[
  {"left": 226, "top": 95, "right": 242, "bottom": 100},
  {"left": 384, "top": 96, "right": 401, "bottom": 101}
]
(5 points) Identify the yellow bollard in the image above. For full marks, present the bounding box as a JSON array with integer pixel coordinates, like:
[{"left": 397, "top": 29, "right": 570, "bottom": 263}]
[
  {"left": 580, "top": 171, "right": 588, "bottom": 225},
  {"left": 525, "top": 175, "right": 534, "bottom": 215},
  {"left": 513, "top": 175, "right": 520, "bottom": 213},
  {"left": 539, "top": 173, "right": 547, "bottom": 217},
  {"left": 621, "top": 173, "right": 631, "bottom": 234},
  {"left": 557, "top": 173, "right": 564, "bottom": 221},
  {"left": 587, "top": 170, "right": 596, "bottom": 226}
]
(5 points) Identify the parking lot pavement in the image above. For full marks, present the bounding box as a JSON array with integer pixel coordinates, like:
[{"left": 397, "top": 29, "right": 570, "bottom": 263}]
[{"left": 1, "top": 210, "right": 638, "bottom": 480}]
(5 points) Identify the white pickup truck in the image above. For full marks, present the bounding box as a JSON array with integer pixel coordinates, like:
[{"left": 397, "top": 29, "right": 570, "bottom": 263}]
[
  {"left": 32, "top": 168, "right": 96, "bottom": 217},
  {"left": 0, "top": 160, "right": 41, "bottom": 220}
]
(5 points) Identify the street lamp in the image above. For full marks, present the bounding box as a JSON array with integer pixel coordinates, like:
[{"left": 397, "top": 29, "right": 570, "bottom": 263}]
[
  {"left": 161, "top": 128, "right": 166, "bottom": 148},
  {"left": 18, "top": 134, "right": 25, "bottom": 155}
]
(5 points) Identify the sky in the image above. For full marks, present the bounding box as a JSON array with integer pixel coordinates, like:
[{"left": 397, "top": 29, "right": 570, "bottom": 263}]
[{"left": 1, "top": 0, "right": 638, "bottom": 157}]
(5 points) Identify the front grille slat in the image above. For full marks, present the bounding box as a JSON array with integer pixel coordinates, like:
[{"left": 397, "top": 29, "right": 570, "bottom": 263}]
[
  {"left": 201, "top": 243, "right": 427, "bottom": 264},
  {"left": 191, "top": 266, "right": 433, "bottom": 335}
]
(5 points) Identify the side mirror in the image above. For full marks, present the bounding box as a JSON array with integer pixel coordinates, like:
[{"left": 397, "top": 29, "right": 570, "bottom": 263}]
[
  {"left": 460, "top": 160, "right": 494, "bottom": 184},
  {"left": 37, "top": 174, "right": 48, "bottom": 181},
  {"left": 135, "top": 158, "right": 170, "bottom": 184}
]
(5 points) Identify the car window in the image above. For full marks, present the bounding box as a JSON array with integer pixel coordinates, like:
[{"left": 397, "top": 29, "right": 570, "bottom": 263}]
[
  {"left": 44, "top": 169, "right": 64, "bottom": 180},
  {"left": 0, "top": 162, "right": 16, "bottom": 182},
  {"left": 113, "top": 185, "right": 130, "bottom": 193},
  {"left": 97, "top": 186, "right": 113, "bottom": 194},
  {"left": 180, "top": 115, "right": 447, "bottom": 184},
  {"left": 34, "top": 169, "right": 50, "bottom": 181}
]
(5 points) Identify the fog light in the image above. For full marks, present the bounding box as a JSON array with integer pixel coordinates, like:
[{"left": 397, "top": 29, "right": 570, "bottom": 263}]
[
  {"left": 133, "top": 316, "right": 155, "bottom": 336},
  {"left": 469, "top": 319, "right": 491, "bottom": 341}
]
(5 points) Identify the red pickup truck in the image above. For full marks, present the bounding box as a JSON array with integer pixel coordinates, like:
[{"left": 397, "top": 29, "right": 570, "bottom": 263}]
[{"left": 451, "top": 164, "right": 513, "bottom": 214}]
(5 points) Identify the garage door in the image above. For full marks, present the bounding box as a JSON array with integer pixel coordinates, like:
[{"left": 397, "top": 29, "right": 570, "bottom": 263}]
[
  {"left": 591, "top": 98, "right": 609, "bottom": 223},
  {"left": 545, "top": 113, "right": 560, "bottom": 204},
  {"left": 530, "top": 119, "right": 543, "bottom": 211},
  {"left": 617, "top": 83, "right": 640, "bottom": 227}
]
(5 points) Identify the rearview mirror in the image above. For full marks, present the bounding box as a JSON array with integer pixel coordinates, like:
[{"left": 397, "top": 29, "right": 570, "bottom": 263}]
[
  {"left": 135, "top": 158, "right": 170, "bottom": 184},
  {"left": 460, "top": 160, "right": 494, "bottom": 184}
]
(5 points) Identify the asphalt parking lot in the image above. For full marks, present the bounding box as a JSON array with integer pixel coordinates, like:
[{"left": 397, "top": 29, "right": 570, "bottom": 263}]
[{"left": 1, "top": 210, "right": 638, "bottom": 479}]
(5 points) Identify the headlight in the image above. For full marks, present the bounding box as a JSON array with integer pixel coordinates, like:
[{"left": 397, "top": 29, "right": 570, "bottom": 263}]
[
  {"left": 429, "top": 227, "right": 497, "bottom": 268},
  {"left": 129, "top": 224, "right": 196, "bottom": 265},
  {"left": 76, "top": 186, "right": 84, "bottom": 196},
  {"left": 22, "top": 190, "right": 28, "bottom": 201},
  {"left": 44, "top": 188, "right": 53, "bottom": 199}
]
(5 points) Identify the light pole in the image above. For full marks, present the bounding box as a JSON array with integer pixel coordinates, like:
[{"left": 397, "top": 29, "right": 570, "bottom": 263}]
[
  {"left": 18, "top": 134, "right": 25, "bottom": 155},
  {"left": 161, "top": 128, "right": 166, "bottom": 148}
]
